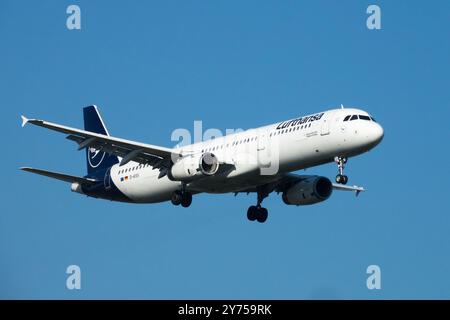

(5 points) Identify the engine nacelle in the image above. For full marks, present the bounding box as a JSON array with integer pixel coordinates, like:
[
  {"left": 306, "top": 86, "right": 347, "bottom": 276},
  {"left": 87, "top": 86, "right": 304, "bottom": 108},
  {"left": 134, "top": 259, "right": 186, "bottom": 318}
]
[
  {"left": 282, "top": 176, "right": 332, "bottom": 205},
  {"left": 169, "top": 152, "right": 219, "bottom": 181}
]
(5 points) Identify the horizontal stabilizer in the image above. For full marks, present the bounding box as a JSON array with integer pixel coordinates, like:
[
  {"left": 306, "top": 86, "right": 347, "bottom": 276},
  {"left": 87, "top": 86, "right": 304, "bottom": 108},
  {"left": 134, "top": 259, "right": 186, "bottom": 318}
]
[{"left": 20, "top": 167, "right": 98, "bottom": 185}]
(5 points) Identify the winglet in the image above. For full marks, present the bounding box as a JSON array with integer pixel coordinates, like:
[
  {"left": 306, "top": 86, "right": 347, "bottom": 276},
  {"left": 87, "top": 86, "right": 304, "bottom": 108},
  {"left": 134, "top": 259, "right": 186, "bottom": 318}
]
[{"left": 21, "top": 115, "right": 29, "bottom": 127}]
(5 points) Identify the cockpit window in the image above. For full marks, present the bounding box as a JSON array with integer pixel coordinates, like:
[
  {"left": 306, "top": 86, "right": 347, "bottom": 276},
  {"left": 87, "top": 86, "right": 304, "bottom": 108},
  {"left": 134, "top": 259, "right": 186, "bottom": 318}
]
[
  {"left": 350, "top": 115, "right": 358, "bottom": 121},
  {"left": 343, "top": 115, "right": 351, "bottom": 121},
  {"left": 359, "top": 115, "right": 371, "bottom": 120},
  {"left": 370, "top": 117, "right": 376, "bottom": 122}
]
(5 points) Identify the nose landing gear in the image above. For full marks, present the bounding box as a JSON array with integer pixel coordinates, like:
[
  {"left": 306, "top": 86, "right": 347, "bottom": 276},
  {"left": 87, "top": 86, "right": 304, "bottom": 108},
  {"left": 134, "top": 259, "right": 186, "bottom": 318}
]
[{"left": 334, "top": 156, "right": 348, "bottom": 185}]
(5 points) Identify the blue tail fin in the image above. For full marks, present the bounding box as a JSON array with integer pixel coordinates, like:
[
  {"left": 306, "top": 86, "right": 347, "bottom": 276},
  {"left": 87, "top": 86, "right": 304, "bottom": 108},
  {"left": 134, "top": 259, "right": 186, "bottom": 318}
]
[{"left": 83, "top": 105, "right": 119, "bottom": 175}]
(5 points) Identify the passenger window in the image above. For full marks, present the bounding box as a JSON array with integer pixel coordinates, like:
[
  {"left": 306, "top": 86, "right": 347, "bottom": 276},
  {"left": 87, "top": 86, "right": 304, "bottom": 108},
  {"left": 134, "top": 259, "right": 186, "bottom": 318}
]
[
  {"left": 350, "top": 115, "right": 358, "bottom": 121},
  {"left": 343, "top": 115, "right": 351, "bottom": 121}
]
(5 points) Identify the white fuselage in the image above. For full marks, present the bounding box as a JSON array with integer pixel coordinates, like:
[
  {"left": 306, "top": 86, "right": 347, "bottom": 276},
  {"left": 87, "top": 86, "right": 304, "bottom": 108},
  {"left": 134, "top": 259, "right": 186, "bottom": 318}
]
[{"left": 108, "top": 108, "right": 383, "bottom": 203}]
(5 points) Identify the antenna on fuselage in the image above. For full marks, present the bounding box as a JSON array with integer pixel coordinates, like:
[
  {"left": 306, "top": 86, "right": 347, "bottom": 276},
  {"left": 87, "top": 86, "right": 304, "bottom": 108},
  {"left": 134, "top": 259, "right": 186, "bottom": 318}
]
[{"left": 341, "top": 104, "right": 344, "bottom": 109}]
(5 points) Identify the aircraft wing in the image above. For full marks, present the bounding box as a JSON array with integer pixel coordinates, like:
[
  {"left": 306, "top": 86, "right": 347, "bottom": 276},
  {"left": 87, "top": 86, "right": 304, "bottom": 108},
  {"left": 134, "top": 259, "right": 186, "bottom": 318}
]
[
  {"left": 278, "top": 173, "right": 364, "bottom": 195},
  {"left": 20, "top": 167, "right": 99, "bottom": 185},
  {"left": 331, "top": 183, "right": 365, "bottom": 195},
  {"left": 233, "top": 173, "right": 365, "bottom": 196},
  {"left": 277, "top": 174, "right": 364, "bottom": 196},
  {"left": 21, "top": 115, "right": 180, "bottom": 169}
]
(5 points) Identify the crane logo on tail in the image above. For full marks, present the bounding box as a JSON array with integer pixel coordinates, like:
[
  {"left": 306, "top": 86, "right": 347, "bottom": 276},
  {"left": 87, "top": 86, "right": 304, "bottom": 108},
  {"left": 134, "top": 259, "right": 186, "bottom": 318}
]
[{"left": 88, "top": 147, "right": 106, "bottom": 168}]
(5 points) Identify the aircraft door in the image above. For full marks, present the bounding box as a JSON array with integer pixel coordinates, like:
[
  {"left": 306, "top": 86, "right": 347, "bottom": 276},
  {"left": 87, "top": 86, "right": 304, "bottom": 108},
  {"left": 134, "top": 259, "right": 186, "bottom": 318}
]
[
  {"left": 321, "top": 113, "right": 330, "bottom": 136},
  {"left": 257, "top": 130, "right": 271, "bottom": 167}
]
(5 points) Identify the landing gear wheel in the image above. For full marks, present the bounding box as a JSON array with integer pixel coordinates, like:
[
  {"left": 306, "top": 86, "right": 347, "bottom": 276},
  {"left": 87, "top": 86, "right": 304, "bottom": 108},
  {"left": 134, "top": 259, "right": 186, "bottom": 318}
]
[
  {"left": 181, "top": 192, "right": 192, "bottom": 208},
  {"left": 247, "top": 206, "right": 268, "bottom": 223},
  {"left": 247, "top": 206, "right": 257, "bottom": 221},
  {"left": 336, "top": 174, "right": 348, "bottom": 185},
  {"left": 256, "top": 207, "right": 268, "bottom": 223},
  {"left": 341, "top": 175, "right": 348, "bottom": 185},
  {"left": 247, "top": 187, "right": 270, "bottom": 223},
  {"left": 171, "top": 190, "right": 182, "bottom": 206}
]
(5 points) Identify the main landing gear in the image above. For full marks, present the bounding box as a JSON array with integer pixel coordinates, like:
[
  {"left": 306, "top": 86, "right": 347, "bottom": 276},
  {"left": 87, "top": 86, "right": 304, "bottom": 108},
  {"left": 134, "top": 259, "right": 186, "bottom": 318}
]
[
  {"left": 334, "top": 156, "right": 348, "bottom": 185},
  {"left": 171, "top": 189, "right": 192, "bottom": 208},
  {"left": 247, "top": 188, "right": 269, "bottom": 223}
]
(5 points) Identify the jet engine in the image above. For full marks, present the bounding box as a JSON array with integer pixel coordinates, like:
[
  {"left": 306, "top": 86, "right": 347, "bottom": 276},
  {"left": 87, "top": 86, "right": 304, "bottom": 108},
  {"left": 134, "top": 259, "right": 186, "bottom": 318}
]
[
  {"left": 282, "top": 176, "right": 332, "bottom": 205},
  {"left": 169, "top": 152, "right": 219, "bottom": 181}
]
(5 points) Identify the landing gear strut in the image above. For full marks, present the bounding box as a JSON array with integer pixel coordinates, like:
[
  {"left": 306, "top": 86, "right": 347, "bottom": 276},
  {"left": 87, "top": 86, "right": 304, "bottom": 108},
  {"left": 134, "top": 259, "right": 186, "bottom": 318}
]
[
  {"left": 334, "top": 156, "right": 348, "bottom": 185},
  {"left": 171, "top": 186, "right": 192, "bottom": 208},
  {"left": 247, "top": 188, "right": 269, "bottom": 223}
]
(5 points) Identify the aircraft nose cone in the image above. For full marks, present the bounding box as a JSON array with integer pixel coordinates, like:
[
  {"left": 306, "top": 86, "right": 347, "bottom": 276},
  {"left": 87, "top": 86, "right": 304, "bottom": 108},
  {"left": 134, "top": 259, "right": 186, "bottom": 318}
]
[{"left": 370, "top": 123, "right": 384, "bottom": 146}]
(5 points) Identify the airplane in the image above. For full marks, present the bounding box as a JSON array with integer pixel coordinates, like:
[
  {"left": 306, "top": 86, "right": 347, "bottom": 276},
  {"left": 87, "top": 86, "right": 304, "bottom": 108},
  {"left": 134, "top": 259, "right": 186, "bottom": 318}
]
[{"left": 20, "top": 105, "right": 383, "bottom": 223}]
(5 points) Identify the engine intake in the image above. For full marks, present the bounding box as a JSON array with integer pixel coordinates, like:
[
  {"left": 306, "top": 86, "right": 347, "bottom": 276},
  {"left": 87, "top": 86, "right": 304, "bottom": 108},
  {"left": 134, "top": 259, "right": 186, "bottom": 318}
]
[
  {"left": 199, "top": 152, "right": 219, "bottom": 175},
  {"left": 169, "top": 152, "right": 219, "bottom": 181},
  {"left": 282, "top": 176, "right": 332, "bottom": 205}
]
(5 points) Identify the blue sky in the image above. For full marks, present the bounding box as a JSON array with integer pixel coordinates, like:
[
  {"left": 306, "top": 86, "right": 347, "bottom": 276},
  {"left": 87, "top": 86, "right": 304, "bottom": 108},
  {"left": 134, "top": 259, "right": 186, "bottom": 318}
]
[{"left": 1, "top": 0, "right": 449, "bottom": 299}]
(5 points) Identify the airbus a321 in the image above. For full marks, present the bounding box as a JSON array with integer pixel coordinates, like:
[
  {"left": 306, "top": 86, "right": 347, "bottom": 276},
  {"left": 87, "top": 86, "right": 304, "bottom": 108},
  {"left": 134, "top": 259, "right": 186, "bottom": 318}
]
[{"left": 20, "top": 105, "right": 383, "bottom": 223}]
